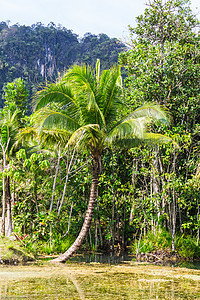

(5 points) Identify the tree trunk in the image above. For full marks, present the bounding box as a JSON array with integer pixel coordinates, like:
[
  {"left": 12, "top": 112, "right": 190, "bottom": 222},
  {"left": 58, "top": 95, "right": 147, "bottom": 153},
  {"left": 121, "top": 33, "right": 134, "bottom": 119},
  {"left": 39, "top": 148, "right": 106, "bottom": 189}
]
[
  {"left": 6, "top": 176, "right": 12, "bottom": 237},
  {"left": 197, "top": 199, "right": 199, "bottom": 246},
  {"left": 1, "top": 175, "right": 6, "bottom": 236},
  {"left": 111, "top": 193, "right": 115, "bottom": 251},
  {"left": 0, "top": 139, "right": 10, "bottom": 237},
  {"left": 57, "top": 148, "right": 76, "bottom": 217},
  {"left": 51, "top": 155, "right": 100, "bottom": 263},
  {"left": 49, "top": 147, "right": 61, "bottom": 213},
  {"left": 171, "top": 149, "right": 177, "bottom": 252}
]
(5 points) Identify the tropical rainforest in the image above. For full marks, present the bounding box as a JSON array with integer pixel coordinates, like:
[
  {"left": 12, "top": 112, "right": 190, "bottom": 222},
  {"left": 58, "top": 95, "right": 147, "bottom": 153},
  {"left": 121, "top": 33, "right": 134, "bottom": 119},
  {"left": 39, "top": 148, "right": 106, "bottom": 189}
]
[
  {"left": 0, "top": 21, "right": 125, "bottom": 108},
  {"left": 0, "top": 0, "right": 200, "bottom": 262}
]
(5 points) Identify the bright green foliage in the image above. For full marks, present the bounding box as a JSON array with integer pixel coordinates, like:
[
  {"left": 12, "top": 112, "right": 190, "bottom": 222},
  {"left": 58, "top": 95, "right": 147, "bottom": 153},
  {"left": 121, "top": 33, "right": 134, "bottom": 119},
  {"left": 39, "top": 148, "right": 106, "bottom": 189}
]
[
  {"left": 0, "top": 109, "right": 19, "bottom": 157},
  {"left": 131, "top": 0, "right": 198, "bottom": 44},
  {"left": 97, "top": 149, "right": 135, "bottom": 249},
  {"left": 176, "top": 234, "right": 200, "bottom": 259},
  {"left": 12, "top": 148, "right": 92, "bottom": 253},
  {"left": 1, "top": 1, "right": 200, "bottom": 259},
  {"left": 131, "top": 228, "right": 172, "bottom": 254},
  {"left": 119, "top": 0, "right": 200, "bottom": 251},
  {"left": 0, "top": 78, "right": 29, "bottom": 170},
  {"left": 132, "top": 228, "right": 200, "bottom": 259},
  {"left": 0, "top": 237, "right": 34, "bottom": 262},
  {"left": 0, "top": 107, "right": 21, "bottom": 237},
  {"left": 3, "top": 78, "right": 29, "bottom": 119},
  {"left": 120, "top": 0, "right": 200, "bottom": 130}
]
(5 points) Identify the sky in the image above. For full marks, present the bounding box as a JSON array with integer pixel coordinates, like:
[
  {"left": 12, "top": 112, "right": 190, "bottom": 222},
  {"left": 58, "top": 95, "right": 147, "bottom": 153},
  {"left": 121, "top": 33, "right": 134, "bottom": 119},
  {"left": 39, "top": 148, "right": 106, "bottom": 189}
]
[{"left": 0, "top": 0, "right": 200, "bottom": 41}]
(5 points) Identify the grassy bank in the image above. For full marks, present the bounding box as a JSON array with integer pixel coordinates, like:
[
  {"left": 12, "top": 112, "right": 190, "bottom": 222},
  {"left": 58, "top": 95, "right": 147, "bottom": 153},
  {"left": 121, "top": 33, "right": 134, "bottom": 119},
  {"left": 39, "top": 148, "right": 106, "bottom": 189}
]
[{"left": 0, "top": 237, "right": 35, "bottom": 264}]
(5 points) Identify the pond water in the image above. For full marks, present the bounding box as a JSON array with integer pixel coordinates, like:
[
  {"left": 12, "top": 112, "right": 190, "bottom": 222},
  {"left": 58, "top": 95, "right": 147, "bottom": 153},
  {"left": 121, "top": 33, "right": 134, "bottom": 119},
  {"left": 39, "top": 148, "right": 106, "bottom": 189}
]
[
  {"left": 69, "top": 252, "right": 200, "bottom": 269},
  {"left": 69, "top": 251, "right": 135, "bottom": 264},
  {"left": 0, "top": 256, "right": 200, "bottom": 299}
]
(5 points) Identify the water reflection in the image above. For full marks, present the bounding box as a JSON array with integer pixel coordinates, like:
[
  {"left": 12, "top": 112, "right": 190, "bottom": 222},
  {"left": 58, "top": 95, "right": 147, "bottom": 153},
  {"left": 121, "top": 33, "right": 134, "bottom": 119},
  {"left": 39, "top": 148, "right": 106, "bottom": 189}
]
[
  {"left": 70, "top": 252, "right": 200, "bottom": 270},
  {"left": 70, "top": 251, "right": 200, "bottom": 270},
  {"left": 70, "top": 251, "right": 134, "bottom": 264},
  {"left": 178, "top": 261, "right": 200, "bottom": 270}
]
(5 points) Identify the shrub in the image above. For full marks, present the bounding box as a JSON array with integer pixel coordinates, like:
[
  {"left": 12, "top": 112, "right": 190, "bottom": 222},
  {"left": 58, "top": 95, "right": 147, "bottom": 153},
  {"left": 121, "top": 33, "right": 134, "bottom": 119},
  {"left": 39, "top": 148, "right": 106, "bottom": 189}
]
[
  {"left": 176, "top": 235, "right": 200, "bottom": 260},
  {"left": 131, "top": 227, "right": 172, "bottom": 254}
]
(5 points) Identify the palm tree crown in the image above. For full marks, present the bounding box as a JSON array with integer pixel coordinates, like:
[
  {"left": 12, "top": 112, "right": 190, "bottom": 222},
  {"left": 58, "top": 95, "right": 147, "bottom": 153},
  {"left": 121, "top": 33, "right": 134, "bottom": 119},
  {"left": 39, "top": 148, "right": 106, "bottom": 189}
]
[{"left": 35, "top": 60, "right": 170, "bottom": 154}]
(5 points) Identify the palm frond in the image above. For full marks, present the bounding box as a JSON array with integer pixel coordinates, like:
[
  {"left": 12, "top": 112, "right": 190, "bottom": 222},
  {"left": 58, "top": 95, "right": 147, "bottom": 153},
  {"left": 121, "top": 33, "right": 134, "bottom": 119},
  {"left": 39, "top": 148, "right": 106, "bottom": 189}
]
[
  {"left": 142, "top": 133, "right": 176, "bottom": 145},
  {"left": 63, "top": 64, "right": 96, "bottom": 98},
  {"left": 100, "top": 66, "right": 123, "bottom": 122},
  {"left": 67, "top": 124, "right": 101, "bottom": 150},
  {"left": 107, "top": 133, "right": 175, "bottom": 149},
  {"left": 87, "top": 92, "right": 106, "bottom": 126},
  {"left": 122, "top": 103, "right": 171, "bottom": 125},
  {"left": 34, "top": 108, "right": 80, "bottom": 133},
  {"left": 39, "top": 128, "right": 70, "bottom": 148},
  {"left": 96, "top": 59, "right": 100, "bottom": 82},
  {"left": 16, "top": 127, "right": 37, "bottom": 145},
  {"left": 0, "top": 110, "right": 20, "bottom": 153},
  {"left": 105, "top": 117, "right": 150, "bottom": 145},
  {"left": 63, "top": 64, "right": 106, "bottom": 126},
  {"left": 34, "top": 82, "right": 77, "bottom": 113}
]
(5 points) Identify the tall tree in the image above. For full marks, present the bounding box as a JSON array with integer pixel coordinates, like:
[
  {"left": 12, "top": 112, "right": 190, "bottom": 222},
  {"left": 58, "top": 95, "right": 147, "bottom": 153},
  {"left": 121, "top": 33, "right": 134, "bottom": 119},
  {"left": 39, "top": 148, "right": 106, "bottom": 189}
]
[
  {"left": 119, "top": 0, "right": 200, "bottom": 243},
  {"left": 120, "top": 0, "right": 200, "bottom": 127},
  {"left": 0, "top": 78, "right": 29, "bottom": 236},
  {"left": 0, "top": 109, "right": 19, "bottom": 236},
  {"left": 34, "top": 60, "right": 172, "bottom": 262}
]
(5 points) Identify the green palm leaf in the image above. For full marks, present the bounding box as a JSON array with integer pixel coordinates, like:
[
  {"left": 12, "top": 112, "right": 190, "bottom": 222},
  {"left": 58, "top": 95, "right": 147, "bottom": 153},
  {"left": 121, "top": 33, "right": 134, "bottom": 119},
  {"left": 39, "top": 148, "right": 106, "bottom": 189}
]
[
  {"left": 34, "top": 108, "right": 80, "bottom": 133},
  {"left": 105, "top": 117, "right": 150, "bottom": 145},
  {"left": 0, "top": 110, "right": 19, "bottom": 154},
  {"left": 16, "top": 127, "right": 37, "bottom": 146},
  {"left": 67, "top": 124, "right": 102, "bottom": 150},
  {"left": 101, "top": 66, "right": 123, "bottom": 122},
  {"left": 40, "top": 128, "right": 70, "bottom": 147},
  {"left": 34, "top": 82, "right": 77, "bottom": 114},
  {"left": 122, "top": 103, "right": 170, "bottom": 125},
  {"left": 142, "top": 133, "right": 176, "bottom": 145},
  {"left": 63, "top": 64, "right": 106, "bottom": 127}
]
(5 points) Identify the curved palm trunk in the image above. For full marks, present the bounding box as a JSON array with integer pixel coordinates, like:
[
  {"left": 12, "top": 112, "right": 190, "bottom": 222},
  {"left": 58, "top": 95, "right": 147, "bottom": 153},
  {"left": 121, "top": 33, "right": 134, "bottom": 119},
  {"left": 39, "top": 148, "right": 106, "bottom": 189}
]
[{"left": 52, "top": 155, "right": 100, "bottom": 263}]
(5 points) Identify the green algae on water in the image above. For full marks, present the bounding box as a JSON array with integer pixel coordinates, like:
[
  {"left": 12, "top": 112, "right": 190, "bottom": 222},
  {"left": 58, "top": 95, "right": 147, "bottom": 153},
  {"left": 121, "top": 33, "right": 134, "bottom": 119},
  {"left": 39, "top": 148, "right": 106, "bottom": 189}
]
[{"left": 0, "top": 263, "right": 199, "bottom": 299}]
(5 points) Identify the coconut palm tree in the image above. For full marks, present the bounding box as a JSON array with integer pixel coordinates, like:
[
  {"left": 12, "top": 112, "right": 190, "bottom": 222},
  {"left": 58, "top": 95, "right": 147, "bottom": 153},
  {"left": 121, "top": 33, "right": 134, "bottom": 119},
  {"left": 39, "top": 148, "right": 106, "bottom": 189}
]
[{"left": 34, "top": 60, "right": 172, "bottom": 262}]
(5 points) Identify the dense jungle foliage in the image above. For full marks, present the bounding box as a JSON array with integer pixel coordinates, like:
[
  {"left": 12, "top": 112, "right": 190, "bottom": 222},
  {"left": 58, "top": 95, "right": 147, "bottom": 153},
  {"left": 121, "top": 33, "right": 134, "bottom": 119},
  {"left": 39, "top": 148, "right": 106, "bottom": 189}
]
[{"left": 0, "top": 0, "right": 200, "bottom": 261}]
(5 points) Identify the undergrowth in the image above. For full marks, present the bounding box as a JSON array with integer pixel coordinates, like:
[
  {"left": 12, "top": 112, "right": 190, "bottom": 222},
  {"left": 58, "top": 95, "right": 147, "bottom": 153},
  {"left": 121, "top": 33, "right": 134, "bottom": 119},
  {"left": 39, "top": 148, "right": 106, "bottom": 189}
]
[{"left": 132, "top": 228, "right": 200, "bottom": 260}]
